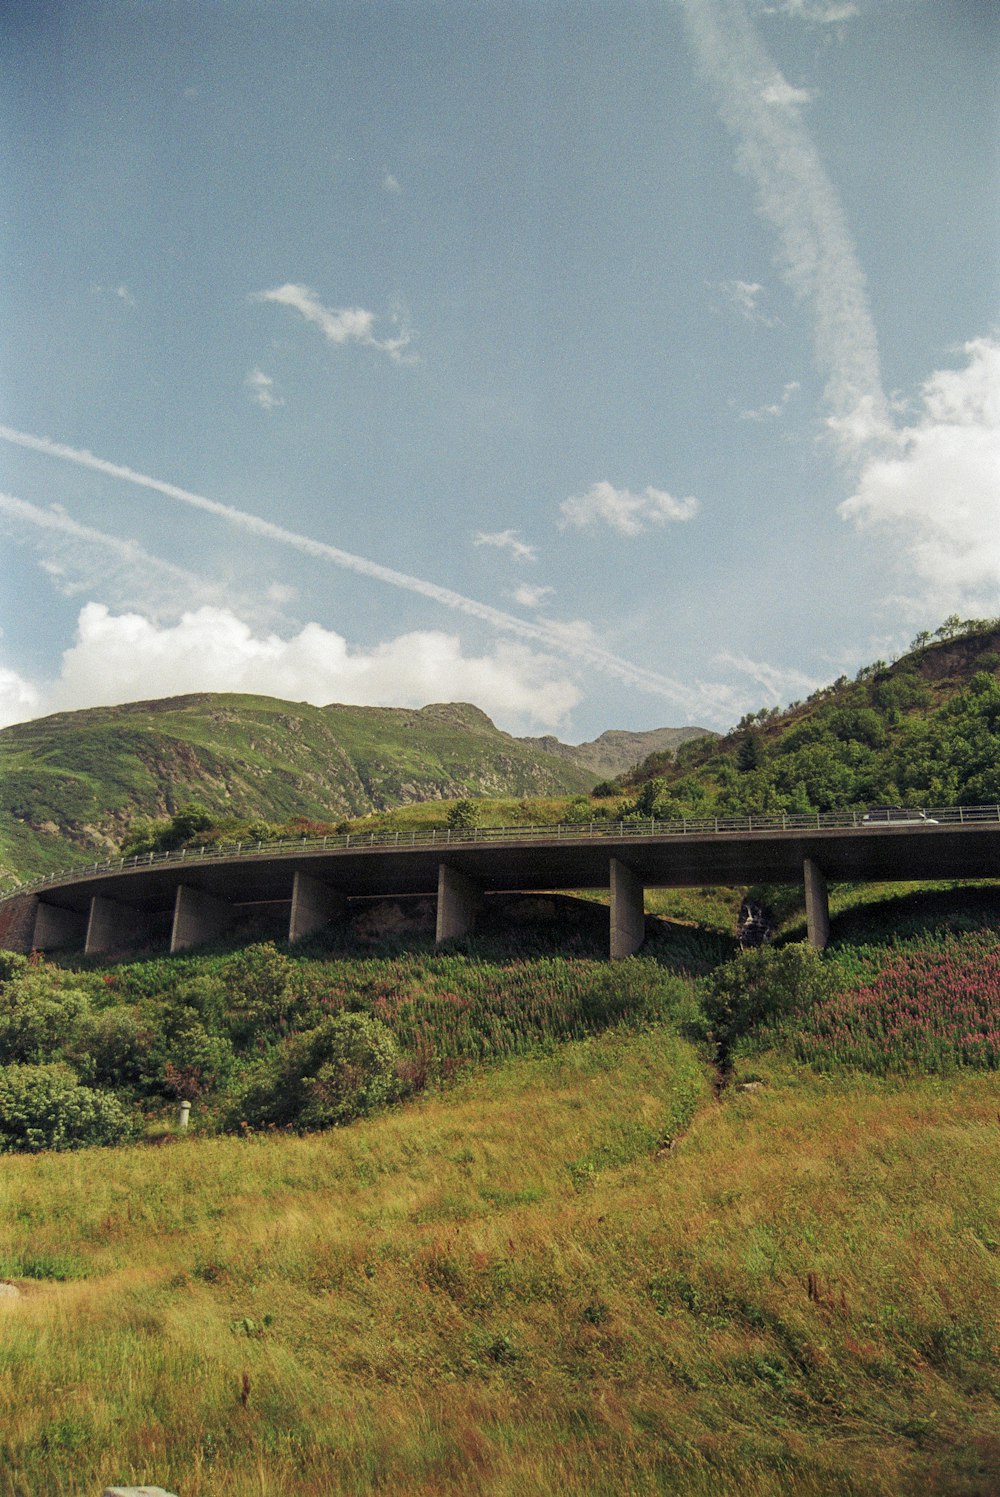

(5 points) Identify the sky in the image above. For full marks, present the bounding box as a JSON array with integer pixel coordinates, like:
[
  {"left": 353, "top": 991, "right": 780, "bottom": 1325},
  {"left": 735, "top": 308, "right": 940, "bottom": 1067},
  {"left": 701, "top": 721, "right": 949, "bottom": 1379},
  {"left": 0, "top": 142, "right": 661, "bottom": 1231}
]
[{"left": 1, "top": 0, "right": 998, "bottom": 742}]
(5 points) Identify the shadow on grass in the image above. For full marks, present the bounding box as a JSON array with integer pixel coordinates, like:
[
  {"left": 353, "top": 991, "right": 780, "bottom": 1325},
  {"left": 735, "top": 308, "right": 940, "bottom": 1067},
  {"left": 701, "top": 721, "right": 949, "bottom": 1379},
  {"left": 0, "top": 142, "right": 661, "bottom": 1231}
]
[{"left": 827, "top": 881, "right": 1000, "bottom": 949}]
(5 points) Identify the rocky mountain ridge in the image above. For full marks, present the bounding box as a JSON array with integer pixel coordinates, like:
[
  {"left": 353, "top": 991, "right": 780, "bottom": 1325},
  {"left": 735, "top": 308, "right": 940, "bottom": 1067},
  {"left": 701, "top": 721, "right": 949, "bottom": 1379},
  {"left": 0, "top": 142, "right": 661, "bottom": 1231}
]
[{"left": 0, "top": 692, "right": 709, "bottom": 881}]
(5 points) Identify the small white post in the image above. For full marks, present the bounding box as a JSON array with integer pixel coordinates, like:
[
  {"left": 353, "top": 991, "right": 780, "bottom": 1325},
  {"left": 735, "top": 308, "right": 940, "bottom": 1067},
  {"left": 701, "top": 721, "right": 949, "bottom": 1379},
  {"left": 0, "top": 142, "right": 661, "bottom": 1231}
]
[{"left": 178, "top": 1100, "right": 191, "bottom": 1129}]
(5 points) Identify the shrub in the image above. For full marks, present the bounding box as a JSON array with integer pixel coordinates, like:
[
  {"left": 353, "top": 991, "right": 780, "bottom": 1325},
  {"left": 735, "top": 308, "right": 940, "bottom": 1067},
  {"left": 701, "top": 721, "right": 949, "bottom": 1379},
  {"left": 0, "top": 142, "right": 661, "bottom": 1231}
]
[
  {"left": 0, "top": 1063, "right": 140, "bottom": 1152},
  {"left": 149, "top": 1010, "right": 235, "bottom": 1100},
  {"left": 705, "top": 943, "right": 838, "bottom": 1054},
  {"left": 221, "top": 942, "right": 298, "bottom": 1044},
  {"left": 232, "top": 1012, "right": 398, "bottom": 1133},
  {"left": 447, "top": 800, "right": 477, "bottom": 829},
  {"left": 0, "top": 951, "right": 28, "bottom": 984},
  {"left": 63, "top": 1006, "right": 147, "bottom": 1090},
  {"left": 0, "top": 971, "right": 90, "bottom": 1065}
]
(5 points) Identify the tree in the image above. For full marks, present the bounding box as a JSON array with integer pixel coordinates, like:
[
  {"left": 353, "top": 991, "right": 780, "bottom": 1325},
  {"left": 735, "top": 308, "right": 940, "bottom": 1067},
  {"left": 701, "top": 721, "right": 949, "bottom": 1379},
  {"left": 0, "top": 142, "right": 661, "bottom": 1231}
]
[
  {"left": 447, "top": 799, "right": 477, "bottom": 829},
  {"left": 736, "top": 731, "right": 761, "bottom": 773}
]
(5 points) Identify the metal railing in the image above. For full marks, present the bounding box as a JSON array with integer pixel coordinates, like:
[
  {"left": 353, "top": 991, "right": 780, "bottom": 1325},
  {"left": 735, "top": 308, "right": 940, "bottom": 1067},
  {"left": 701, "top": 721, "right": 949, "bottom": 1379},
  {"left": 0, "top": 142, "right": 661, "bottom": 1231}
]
[{"left": 3, "top": 803, "right": 998, "bottom": 904}]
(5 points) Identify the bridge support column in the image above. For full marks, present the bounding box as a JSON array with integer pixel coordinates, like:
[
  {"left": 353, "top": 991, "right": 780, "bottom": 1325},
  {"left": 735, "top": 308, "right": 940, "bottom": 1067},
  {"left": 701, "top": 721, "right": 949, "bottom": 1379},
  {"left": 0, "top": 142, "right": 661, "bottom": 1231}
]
[
  {"left": 803, "top": 858, "right": 830, "bottom": 950},
  {"left": 610, "top": 858, "right": 645, "bottom": 960},
  {"left": 289, "top": 871, "right": 346, "bottom": 943},
  {"left": 33, "top": 899, "right": 88, "bottom": 951},
  {"left": 85, "top": 895, "right": 156, "bottom": 956},
  {"left": 170, "top": 885, "right": 234, "bottom": 953},
  {"left": 436, "top": 863, "right": 482, "bottom": 947}
]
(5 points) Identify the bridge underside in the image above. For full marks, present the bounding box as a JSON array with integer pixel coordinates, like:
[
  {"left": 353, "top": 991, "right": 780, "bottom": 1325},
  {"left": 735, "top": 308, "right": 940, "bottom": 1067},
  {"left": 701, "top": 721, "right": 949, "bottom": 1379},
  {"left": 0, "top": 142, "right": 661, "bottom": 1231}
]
[{"left": 3, "top": 820, "right": 999, "bottom": 961}]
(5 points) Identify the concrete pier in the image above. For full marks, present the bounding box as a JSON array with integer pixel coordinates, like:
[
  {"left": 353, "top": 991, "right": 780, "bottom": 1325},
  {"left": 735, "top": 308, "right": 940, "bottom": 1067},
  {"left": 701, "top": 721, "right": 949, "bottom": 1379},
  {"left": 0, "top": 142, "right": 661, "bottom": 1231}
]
[
  {"left": 289, "top": 871, "right": 346, "bottom": 943},
  {"left": 85, "top": 895, "right": 156, "bottom": 956},
  {"left": 803, "top": 857, "right": 830, "bottom": 950},
  {"left": 33, "top": 899, "right": 88, "bottom": 951},
  {"left": 435, "top": 862, "right": 482, "bottom": 946},
  {"left": 610, "top": 858, "right": 645, "bottom": 960},
  {"left": 170, "top": 885, "right": 234, "bottom": 952}
]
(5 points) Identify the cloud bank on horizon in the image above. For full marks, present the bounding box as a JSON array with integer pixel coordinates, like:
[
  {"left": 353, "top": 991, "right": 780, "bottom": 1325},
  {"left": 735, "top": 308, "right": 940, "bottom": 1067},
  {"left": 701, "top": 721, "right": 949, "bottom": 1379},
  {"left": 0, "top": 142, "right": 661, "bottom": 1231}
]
[{"left": 0, "top": 425, "right": 726, "bottom": 729}]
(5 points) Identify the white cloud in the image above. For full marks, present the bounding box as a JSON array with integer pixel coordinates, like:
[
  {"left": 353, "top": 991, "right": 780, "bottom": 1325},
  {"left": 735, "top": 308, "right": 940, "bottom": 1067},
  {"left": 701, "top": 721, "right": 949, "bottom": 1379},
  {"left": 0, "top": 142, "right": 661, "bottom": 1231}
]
[
  {"left": 0, "top": 666, "right": 41, "bottom": 729},
  {"left": 89, "top": 283, "right": 136, "bottom": 307},
  {"left": 740, "top": 379, "right": 800, "bottom": 420},
  {"left": 0, "top": 492, "right": 214, "bottom": 619},
  {"left": 252, "top": 283, "right": 415, "bottom": 364},
  {"left": 713, "top": 650, "right": 826, "bottom": 704},
  {"left": 760, "top": 78, "right": 813, "bottom": 109},
  {"left": 718, "top": 278, "right": 775, "bottom": 324},
  {"left": 28, "top": 604, "right": 582, "bottom": 732},
  {"left": 559, "top": 481, "right": 699, "bottom": 536},
  {"left": 680, "top": 0, "right": 889, "bottom": 456},
  {"left": 839, "top": 337, "right": 1000, "bottom": 612},
  {"left": 382, "top": 170, "right": 402, "bottom": 194},
  {"left": 245, "top": 367, "right": 283, "bottom": 411},
  {"left": 511, "top": 583, "right": 555, "bottom": 609},
  {"left": 761, "top": 1, "right": 859, "bottom": 23},
  {"left": 266, "top": 581, "right": 298, "bottom": 606},
  {"left": 473, "top": 529, "right": 537, "bottom": 563}
]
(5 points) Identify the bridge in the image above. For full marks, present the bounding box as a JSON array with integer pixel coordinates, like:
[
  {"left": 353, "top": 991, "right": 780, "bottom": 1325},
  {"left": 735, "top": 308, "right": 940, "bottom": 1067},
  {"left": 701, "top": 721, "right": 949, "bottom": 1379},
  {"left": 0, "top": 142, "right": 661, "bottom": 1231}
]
[{"left": 1, "top": 807, "right": 999, "bottom": 961}]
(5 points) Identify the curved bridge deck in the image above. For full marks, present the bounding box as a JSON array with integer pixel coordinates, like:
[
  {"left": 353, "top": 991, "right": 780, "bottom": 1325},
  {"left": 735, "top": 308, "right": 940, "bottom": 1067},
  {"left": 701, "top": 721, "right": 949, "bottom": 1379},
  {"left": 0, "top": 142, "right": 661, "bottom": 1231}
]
[{"left": 2, "top": 807, "right": 999, "bottom": 960}]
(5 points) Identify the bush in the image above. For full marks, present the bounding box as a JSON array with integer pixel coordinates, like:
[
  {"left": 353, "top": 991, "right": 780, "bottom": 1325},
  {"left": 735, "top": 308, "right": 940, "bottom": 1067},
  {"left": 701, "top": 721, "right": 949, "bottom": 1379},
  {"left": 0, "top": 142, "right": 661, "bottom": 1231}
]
[
  {"left": 705, "top": 943, "right": 838, "bottom": 1055},
  {"left": 63, "top": 1006, "right": 147, "bottom": 1090},
  {"left": 0, "top": 1063, "right": 140, "bottom": 1152},
  {"left": 0, "top": 971, "right": 90, "bottom": 1065},
  {"left": 221, "top": 942, "right": 298, "bottom": 1044},
  {"left": 148, "top": 1010, "right": 235, "bottom": 1100},
  {"left": 447, "top": 800, "right": 478, "bottom": 829},
  {"left": 231, "top": 1012, "right": 398, "bottom": 1133}
]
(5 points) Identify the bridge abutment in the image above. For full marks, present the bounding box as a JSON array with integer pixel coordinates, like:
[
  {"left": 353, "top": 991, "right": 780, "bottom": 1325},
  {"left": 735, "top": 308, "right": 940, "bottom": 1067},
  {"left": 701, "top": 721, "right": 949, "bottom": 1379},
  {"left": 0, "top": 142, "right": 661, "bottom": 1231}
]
[
  {"left": 289, "top": 871, "right": 346, "bottom": 943},
  {"left": 803, "top": 858, "right": 830, "bottom": 950},
  {"left": 610, "top": 858, "right": 645, "bottom": 960},
  {"left": 170, "top": 885, "right": 235, "bottom": 952},
  {"left": 33, "top": 899, "right": 88, "bottom": 951},
  {"left": 85, "top": 895, "right": 157, "bottom": 956},
  {"left": 436, "top": 862, "right": 482, "bottom": 946}
]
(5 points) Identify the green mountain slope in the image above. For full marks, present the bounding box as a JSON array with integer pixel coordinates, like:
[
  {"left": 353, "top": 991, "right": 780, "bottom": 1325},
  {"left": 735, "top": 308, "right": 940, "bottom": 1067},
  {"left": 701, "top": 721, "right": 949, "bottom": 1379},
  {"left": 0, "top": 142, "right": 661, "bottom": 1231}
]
[
  {"left": 0, "top": 692, "right": 677, "bottom": 881},
  {"left": 621, "top": 618, "right": 1000, "bottom": 819}
]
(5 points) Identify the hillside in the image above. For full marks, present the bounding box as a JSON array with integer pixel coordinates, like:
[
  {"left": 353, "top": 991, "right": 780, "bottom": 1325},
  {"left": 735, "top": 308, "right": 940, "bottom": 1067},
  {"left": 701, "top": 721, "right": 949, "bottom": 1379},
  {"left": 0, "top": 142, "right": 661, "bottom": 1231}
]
[
  {"left": 619, "top": 618, "right": 1000, "bottom": 821},
  {"left": 0, "top": 904, "right": 996, "bottom": 1494},
  {"left": 520, "top": 723, "right": 710, "bottom": 780},
  {"left": 0, "top": 693, "right": 702, "bottom": 882}
]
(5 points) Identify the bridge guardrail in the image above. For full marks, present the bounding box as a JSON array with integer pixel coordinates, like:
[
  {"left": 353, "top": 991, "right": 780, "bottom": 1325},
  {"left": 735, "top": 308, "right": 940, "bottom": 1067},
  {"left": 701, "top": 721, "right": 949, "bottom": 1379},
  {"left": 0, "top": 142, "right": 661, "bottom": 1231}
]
[{"left": 3, "top": 804, "right": 999, "bottom": 903}]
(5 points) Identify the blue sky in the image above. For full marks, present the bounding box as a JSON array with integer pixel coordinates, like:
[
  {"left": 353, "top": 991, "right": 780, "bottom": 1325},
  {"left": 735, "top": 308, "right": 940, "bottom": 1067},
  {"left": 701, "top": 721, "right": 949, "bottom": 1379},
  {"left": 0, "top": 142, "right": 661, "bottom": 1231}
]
[{"left": 1, "top": 0, "right": 998, "bottom": 740}]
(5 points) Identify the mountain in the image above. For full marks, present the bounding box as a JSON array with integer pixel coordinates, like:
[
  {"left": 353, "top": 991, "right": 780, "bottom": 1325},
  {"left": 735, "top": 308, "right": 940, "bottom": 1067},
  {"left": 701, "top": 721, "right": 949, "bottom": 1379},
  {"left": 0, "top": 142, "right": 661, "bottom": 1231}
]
[
  {"left": 519, "top": 724, "right": 711, "bottom": 780},
  {"left": 0, "top": 692, "right": 704, "bottom": 881}
]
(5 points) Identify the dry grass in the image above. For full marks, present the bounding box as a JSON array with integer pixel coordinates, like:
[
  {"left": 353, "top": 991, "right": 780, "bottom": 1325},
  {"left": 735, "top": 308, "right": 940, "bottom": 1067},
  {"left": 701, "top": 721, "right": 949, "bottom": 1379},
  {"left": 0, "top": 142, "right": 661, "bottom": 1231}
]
[{"left": 0, "top": 1032, "right": 997, "bottom": 1495}]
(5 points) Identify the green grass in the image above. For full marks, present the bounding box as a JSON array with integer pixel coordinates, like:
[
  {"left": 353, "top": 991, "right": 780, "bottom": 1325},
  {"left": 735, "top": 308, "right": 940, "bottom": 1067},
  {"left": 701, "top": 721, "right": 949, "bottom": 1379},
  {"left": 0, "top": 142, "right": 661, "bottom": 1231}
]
[
  {"left": 0, "top": 1031, "right": 996, "bottom": 1495},
  {"left": 2, "top": 884, "right": 999, "bottom": 1491}
]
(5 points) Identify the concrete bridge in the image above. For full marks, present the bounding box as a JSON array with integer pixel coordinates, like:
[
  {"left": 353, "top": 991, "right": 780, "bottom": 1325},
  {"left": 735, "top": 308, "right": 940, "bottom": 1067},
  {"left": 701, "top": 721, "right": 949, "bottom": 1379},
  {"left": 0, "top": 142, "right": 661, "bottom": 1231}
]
[{"left": 1, "top": 807, "right": 999, "bottom": 961}]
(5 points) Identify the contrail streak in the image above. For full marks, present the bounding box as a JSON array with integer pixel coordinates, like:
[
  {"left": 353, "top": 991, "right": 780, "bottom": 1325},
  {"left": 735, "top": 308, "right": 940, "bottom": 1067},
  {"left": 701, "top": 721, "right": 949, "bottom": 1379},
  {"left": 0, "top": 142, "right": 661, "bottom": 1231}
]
[
  {"left": 0, "top": 491, "right": 204, "bottom": 592},
  {"left": 0, "top": 424, "right": 699, "bottom": 708},
  {"left": 679, "top": 0, "right": 891, "bottom": 455}
]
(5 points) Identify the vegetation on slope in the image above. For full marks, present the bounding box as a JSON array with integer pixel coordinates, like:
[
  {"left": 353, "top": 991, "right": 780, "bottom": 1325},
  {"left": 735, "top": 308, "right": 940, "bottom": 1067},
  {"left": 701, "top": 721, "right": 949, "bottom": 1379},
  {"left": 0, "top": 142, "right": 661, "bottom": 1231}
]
[
  {"left": 0, "top": 694, "right": 603, "bottom": 881},
  {"left": 617, "top": 617, "right": 1000, "bottom": 820},
  {"left": 0, "top": 905, "right": 997, "bottom": 1493}
]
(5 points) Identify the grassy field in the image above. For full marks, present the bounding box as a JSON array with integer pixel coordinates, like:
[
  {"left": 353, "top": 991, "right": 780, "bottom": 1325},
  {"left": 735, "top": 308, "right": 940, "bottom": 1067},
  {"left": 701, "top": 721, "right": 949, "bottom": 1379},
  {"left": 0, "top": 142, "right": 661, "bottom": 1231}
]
[
  {"left": 1, "top": 887, "right": 999, "bottom": 1495},
  {"left": 0, "top": 1030, "right": 996, "bottom": 1496}
]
